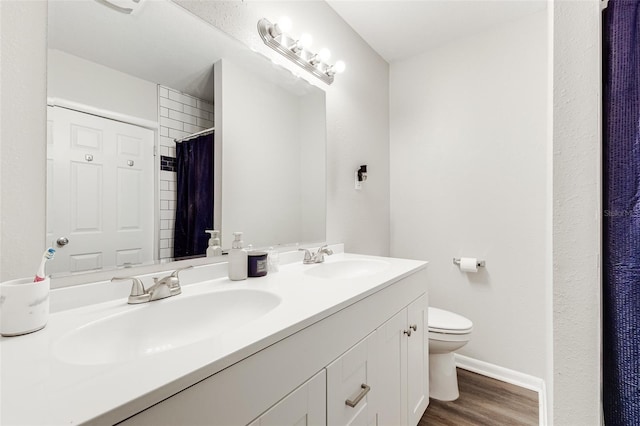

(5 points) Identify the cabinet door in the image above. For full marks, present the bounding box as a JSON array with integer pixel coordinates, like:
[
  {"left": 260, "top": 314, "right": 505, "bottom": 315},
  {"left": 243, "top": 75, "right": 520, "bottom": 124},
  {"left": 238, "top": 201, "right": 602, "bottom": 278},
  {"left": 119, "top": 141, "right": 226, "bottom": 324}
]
[
  {"left": 371, "top": 309, "right": 406, "bottom": 426},
  {"left": 406, "top": 294, "right": 428, "bottom": 425},
  {"left": 327, "top": 333, "right": 375, "bottom": 426},
  {"left": 249, "top": 370, "right": 326, "bottom": 426}
]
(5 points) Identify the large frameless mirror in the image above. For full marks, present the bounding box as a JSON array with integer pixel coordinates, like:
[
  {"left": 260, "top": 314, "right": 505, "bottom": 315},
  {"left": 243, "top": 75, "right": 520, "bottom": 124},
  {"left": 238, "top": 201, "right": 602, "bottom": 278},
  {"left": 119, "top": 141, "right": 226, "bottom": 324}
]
[{"left": 46, "top": 0, "right": 326, "bottom": 279}]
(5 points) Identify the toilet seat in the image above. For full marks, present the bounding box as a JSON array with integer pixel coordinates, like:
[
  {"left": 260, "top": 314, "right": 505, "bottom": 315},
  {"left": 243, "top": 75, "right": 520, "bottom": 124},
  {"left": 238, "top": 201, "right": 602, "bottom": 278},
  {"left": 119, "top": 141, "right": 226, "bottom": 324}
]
[{"left": 428, "top": 307, "right": 473, "bottom": 334}]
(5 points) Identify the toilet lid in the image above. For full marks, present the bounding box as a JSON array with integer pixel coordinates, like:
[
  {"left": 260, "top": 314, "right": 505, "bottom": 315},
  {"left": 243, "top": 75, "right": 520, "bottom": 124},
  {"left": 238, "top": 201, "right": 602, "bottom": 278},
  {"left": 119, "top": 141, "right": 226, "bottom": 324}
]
[{"left": 428, "top": 307, "right": 473, "bottom": 334}]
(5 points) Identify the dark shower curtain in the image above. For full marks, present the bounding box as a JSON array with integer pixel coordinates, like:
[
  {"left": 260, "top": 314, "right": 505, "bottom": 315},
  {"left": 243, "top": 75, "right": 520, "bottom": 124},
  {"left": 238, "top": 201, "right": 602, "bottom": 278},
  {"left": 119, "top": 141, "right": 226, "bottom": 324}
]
[
  {"left": 603, "top": 1, "right": 640, "bottom": 424},
  {"left": 173, "top": 133, "right": 214, "bottom": 259}
]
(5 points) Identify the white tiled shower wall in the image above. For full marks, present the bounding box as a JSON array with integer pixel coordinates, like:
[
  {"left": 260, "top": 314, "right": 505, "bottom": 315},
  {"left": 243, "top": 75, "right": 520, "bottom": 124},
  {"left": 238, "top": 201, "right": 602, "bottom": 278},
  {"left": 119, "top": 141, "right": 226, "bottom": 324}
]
[{"left": 158, "top": 86, "right": 214, "bottom": 260}]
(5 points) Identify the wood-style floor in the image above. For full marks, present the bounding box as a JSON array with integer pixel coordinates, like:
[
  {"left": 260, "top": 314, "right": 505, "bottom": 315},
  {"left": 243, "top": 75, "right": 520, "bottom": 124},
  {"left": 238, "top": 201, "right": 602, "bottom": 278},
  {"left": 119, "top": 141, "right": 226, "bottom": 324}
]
[{"left": 419, "top": 368, "right": 539, "bottom": 426}]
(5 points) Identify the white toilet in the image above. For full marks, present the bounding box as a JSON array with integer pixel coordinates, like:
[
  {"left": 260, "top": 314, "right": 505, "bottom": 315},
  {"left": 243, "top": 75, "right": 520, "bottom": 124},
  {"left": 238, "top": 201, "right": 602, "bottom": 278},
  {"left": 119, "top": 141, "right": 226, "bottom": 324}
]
[{"left": 428, "top": 307, "right": 473, "bottom": 401}]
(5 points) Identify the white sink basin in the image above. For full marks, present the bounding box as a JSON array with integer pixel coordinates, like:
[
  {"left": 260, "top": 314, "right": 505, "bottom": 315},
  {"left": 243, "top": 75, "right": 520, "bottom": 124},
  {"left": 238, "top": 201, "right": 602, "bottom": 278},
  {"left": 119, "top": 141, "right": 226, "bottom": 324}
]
[
  {"left": 53, "top": 289, "right": 281, "bottom": 365},
  {"left": 304, "top": 259, "right": 390, "bottom": 280}
]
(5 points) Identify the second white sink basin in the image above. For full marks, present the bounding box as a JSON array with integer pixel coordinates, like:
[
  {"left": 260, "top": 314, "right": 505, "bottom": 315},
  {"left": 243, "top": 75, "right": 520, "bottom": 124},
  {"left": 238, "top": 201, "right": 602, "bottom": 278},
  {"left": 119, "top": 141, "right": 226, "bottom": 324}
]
[
  {"left": 53, "top": 289, "right": 281, "bottom": 366},
  {"left": 304, "top": 259, "right": 390, "bottom": 280}
]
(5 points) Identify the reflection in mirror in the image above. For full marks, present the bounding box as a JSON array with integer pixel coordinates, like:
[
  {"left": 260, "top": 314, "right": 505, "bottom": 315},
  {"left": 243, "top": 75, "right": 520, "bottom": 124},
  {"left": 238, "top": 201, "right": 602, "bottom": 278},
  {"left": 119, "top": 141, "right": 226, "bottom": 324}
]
[{"left": 46, "top": 0, "right": 326, "bottom": 279}]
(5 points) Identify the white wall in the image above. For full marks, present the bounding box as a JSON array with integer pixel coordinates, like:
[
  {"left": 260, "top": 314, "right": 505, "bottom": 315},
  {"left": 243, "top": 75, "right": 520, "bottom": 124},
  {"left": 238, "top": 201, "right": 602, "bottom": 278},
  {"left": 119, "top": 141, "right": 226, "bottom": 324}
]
[
  {"left": 176, "top": 0, "right": 391, "bottom": 256},
  {"left": 390, "top": 11, "right": 549, "bottom": 381},
  {"left": 0, "top": 0, "right": 47, "bottom": 281},
  {"left": 47, "top": 49, "right": 158, "bottom": 122},
  {"left": 552, "top": 1, "right": 602, "bottom": 424}
]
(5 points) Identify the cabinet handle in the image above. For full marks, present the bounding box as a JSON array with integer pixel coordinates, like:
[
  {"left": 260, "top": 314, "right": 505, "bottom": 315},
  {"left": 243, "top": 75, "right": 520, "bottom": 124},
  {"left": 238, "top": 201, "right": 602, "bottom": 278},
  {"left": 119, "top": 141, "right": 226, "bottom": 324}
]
[
  {"left": 345, "top": 383, "right": 371, "bottom": 408},
  {"left": 404, "top": 329, "right": 412, "bottom": 337},
  {"left": 410, "top": 324, "right": 418, "bottom": 332}
]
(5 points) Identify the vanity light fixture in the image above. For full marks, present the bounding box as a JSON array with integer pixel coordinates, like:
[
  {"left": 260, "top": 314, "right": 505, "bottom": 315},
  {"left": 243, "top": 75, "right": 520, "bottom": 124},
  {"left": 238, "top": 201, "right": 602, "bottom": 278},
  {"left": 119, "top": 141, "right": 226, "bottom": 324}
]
[{"left": 257, "top": 17, "right": 345, "bottom": 85}]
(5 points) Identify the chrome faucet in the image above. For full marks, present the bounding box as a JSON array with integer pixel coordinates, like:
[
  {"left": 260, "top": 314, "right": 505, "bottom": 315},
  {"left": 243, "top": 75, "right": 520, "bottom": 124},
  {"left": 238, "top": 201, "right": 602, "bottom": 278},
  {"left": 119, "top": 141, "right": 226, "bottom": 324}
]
[
  {"left": 112, "top": 265, "right": 193, "bottom": 304},
  {"left": 299, "top": 245, "right": 334, "bottom": 264}
]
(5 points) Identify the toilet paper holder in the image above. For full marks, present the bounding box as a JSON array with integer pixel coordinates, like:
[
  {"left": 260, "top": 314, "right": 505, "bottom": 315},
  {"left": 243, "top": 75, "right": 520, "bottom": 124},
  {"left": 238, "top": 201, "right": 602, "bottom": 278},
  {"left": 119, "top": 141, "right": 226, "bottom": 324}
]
[{"left": 453, "top": 258, "right": 486, "bottom": 267}]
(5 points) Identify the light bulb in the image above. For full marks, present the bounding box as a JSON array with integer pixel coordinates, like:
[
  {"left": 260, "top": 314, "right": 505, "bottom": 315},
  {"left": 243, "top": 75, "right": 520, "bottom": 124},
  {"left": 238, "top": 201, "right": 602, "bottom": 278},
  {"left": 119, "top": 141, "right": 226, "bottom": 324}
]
[
  {"left": 318, "top": 48, "right": 331, "bottom": 62},
  {"left": 298, "top": 33, "right": 313, "bottom": 49},
  {"left": 334, "top": 60, "right": 346, "bottom": 74},
  {"left": 277, "top": 16, "right": 292, "bottom": 33}
]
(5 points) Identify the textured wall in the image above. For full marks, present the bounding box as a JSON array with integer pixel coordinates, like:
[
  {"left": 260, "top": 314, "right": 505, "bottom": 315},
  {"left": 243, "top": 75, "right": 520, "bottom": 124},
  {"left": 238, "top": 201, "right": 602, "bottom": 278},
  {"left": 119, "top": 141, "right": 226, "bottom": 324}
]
[
  {"left": 552, "top": 0, "right": 602, "bottom": 424},
  {"left": 390, "top": 11, "right": 549, "bottom": 380},
  {"left": 0, "top": 1, "right": 48, "bottom": 281},
  {"left": 175, "top": 0, "right": 391, "bottom": 256}
]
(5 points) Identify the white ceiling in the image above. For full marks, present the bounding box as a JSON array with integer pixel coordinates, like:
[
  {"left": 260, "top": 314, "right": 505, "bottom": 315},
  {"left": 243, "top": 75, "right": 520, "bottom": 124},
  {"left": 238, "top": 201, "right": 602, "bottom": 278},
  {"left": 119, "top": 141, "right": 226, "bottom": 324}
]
[{"left": 326, "top": 0, "right": 547, "bottom": 63}]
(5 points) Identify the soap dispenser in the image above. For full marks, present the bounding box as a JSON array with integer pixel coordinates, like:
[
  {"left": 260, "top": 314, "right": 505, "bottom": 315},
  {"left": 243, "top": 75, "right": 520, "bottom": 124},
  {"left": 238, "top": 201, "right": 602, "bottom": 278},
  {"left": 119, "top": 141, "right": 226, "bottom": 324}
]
[
  {"left": 228, "top": 232, "right": 248, "bottom": 281},
  {"left": 205, "top": 230, "right": 223, "bottom": 257}
]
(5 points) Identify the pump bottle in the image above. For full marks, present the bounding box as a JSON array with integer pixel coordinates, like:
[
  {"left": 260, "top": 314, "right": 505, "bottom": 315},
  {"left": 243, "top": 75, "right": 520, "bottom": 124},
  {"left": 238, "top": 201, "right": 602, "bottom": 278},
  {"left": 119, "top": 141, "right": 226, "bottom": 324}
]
[
  {"left": 205, "top": 230, "right": 223, "bottom": 257},
  {"left": 228, "top": 232, "right": 248, "bottom": 281}
]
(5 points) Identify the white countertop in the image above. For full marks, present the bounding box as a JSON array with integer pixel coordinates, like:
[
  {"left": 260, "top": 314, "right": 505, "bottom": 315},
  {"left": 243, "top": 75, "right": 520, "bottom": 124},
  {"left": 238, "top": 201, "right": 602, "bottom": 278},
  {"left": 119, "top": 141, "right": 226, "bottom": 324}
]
[{"left": 0, "top": 248, "right": 427, "bottom": 425}]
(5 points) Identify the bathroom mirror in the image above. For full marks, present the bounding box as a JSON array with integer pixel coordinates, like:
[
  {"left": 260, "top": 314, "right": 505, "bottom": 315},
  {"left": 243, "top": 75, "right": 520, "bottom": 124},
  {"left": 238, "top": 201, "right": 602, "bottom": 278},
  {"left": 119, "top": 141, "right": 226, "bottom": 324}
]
[{"left": 46, "top": 0, "right": 326, "bottom": 277}]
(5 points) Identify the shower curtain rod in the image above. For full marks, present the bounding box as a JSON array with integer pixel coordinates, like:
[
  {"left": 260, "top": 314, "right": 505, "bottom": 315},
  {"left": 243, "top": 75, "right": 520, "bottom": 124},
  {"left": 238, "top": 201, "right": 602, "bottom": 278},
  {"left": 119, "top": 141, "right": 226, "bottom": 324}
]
[{"left": 174, "top": 127, "right": 214, "bottom": 143}]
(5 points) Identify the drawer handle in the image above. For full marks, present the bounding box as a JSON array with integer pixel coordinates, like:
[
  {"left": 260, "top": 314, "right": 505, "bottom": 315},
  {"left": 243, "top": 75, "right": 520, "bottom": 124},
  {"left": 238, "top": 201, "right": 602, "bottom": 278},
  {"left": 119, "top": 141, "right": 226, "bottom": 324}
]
[{"left": 345, "top": 383, "right": 371, "bottom": 408}]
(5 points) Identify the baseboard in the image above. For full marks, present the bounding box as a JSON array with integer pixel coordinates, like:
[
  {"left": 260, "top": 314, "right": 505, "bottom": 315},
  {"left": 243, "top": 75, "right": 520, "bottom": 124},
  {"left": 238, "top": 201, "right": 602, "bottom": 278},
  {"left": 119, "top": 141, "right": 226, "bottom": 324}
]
[{"left": 455, "top": 354, "right": 547, "bottom": 426}]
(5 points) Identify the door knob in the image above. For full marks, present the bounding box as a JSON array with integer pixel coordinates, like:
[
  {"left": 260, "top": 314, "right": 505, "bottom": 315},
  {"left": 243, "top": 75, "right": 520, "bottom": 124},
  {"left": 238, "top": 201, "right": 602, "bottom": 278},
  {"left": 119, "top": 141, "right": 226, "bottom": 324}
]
[
  {"left": 404, "top": 329, "right": 412, "bottom": 337},
  {"left": 410, "top": 324, "right": 418, "bottom": 332},
  {"left": 56, "top": 236, "right": 69, "bottom": 247}
]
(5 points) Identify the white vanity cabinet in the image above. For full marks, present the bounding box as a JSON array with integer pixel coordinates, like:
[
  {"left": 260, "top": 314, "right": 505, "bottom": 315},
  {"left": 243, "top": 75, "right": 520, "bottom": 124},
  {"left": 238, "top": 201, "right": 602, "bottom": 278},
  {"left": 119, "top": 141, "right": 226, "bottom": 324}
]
[
  {"left": 372, "top": 294, "right": 429, "bottom": 426},
  {"left": 328, "top": 294, "right": 429, "bottom": 426},
  {"left": 248, "top": 370, "right": 326, "bottom": 426},
  {"left": 116, "top": 267, "right": 428, "bottom": 426}
]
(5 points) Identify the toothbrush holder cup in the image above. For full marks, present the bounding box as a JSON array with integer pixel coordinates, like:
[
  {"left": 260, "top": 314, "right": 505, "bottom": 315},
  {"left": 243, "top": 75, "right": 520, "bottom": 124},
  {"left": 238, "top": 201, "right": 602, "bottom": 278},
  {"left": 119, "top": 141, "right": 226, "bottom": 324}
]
[{"left": 0, "top": 277, "right": 50, "bottom": 337}]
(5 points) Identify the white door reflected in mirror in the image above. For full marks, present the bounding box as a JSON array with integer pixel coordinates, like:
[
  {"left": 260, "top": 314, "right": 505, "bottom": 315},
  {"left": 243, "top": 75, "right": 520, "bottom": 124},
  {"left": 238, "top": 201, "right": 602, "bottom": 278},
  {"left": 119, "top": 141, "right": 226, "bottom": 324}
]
[{"left": 46, "top": 106, "right": 154, "bottom": 274}]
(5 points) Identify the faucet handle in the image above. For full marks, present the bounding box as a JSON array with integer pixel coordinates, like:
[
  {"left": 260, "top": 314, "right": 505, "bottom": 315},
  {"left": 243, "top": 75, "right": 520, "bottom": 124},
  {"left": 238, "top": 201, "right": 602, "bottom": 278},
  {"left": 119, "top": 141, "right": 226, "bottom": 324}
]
[
  {"left": 311, "top": 245, "right": 332, "bottom": 263},
  {"left": 111, "top": 276, "right": 147, "bottom": 304},
  {"left": 298, "top": 248, "right": 313, "bottom": 263},
  {"left": 170, "top": 265, "right": 193, "bottom": 279},
  {"left": 316, "top": 244, "right": 333, "bottom": 255},
  {"left": 163, "top": 265, "right": 193, "bottom": 292},
  {"left": 147, "top": 265, "right": 193, "bottom": 299}
]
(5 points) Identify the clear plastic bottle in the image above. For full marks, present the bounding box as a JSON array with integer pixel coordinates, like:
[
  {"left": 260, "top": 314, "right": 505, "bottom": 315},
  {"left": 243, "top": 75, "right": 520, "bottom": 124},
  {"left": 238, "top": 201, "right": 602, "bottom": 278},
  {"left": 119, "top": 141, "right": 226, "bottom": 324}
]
[
  {"left": 267, "top": 246, "right": 280, "bottom": 273},
  {"left": 228, "top": 232, "right": 248, "bottom": 281}
]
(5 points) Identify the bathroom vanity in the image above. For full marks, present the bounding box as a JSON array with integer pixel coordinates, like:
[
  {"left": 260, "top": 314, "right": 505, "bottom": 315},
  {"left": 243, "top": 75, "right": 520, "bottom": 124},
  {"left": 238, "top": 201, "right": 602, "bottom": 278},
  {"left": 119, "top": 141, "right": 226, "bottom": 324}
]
[{"left": 0, "top": 247, "right": 428, "bottom": 425}]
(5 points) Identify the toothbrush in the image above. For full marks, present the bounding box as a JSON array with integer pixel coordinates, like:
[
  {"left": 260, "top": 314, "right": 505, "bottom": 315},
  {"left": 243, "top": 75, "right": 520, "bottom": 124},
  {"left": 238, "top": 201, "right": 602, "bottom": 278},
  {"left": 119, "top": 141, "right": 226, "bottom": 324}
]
[{"left": 34, "top": 248, "right": 56, "bottom": 282}]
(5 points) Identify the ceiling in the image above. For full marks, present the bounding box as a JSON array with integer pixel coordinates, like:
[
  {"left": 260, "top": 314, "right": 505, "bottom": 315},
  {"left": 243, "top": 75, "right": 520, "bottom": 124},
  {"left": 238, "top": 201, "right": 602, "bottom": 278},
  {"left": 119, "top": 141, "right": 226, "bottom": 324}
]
[{"left": 326, "top": 0, "right": 547, "bottom": 63}]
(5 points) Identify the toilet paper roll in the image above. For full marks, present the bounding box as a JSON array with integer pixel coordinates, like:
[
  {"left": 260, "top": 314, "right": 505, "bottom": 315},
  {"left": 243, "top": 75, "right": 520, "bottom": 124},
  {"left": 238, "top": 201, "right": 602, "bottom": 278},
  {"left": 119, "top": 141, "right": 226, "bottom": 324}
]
[{"left": 459, "top": 257, "right": 478, "bottom": 273}]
